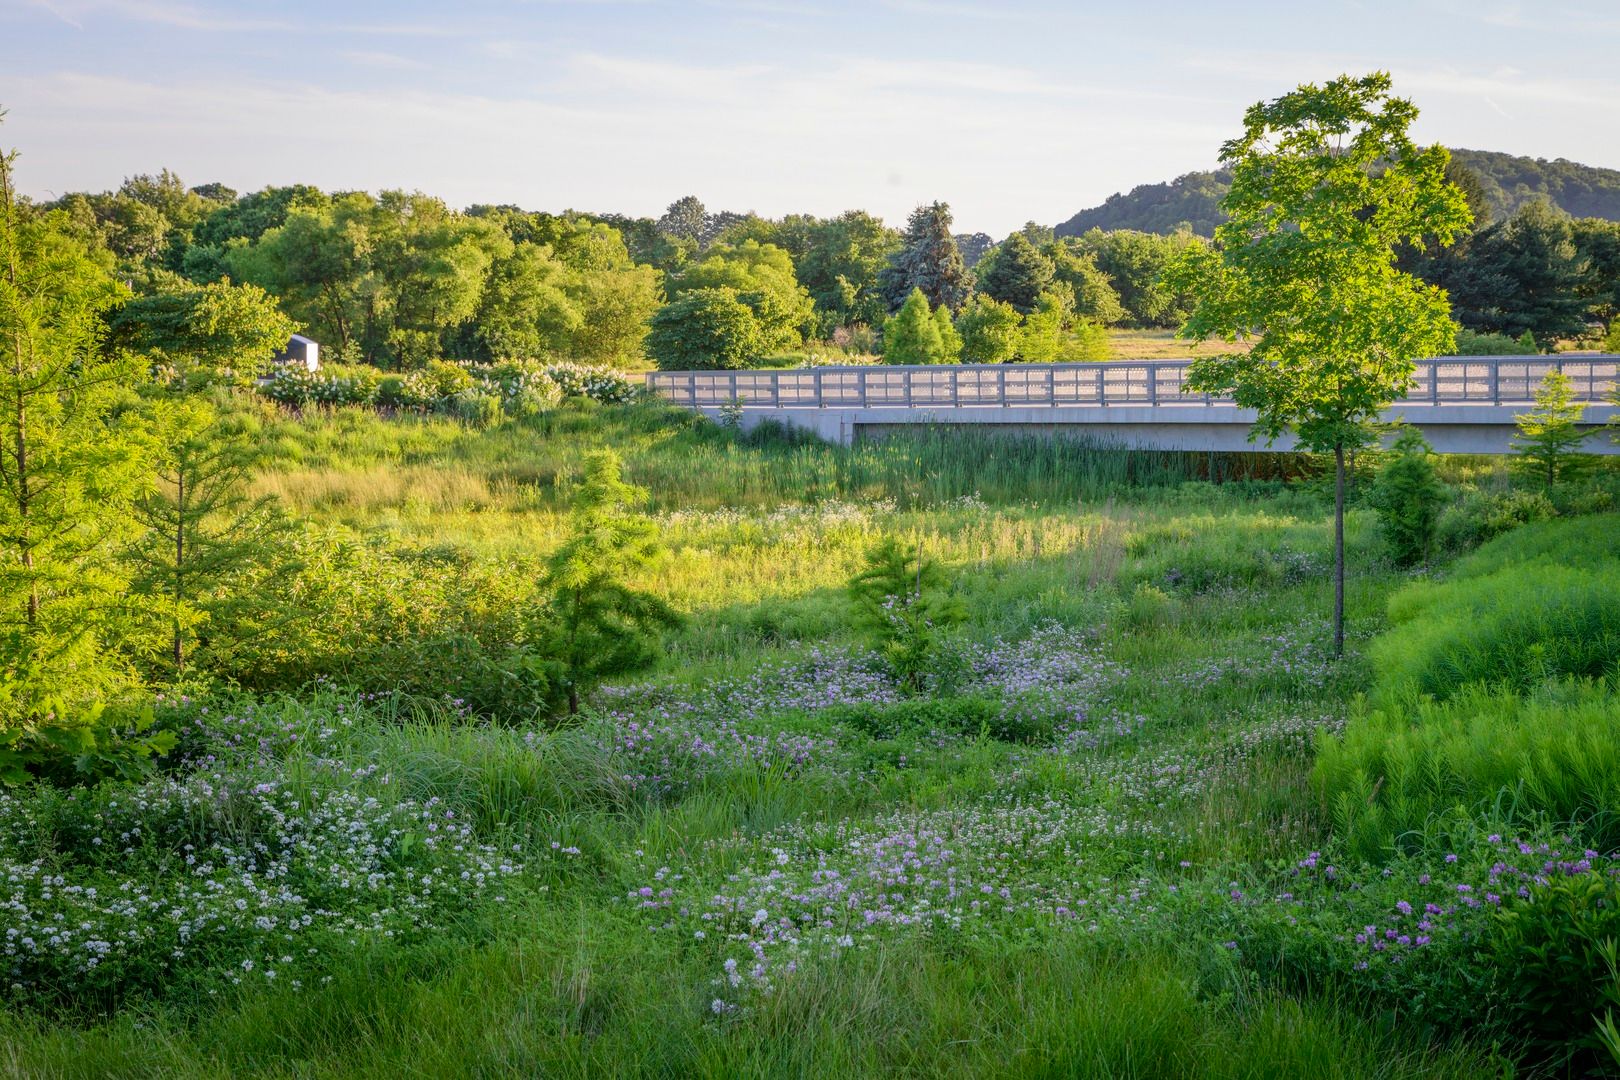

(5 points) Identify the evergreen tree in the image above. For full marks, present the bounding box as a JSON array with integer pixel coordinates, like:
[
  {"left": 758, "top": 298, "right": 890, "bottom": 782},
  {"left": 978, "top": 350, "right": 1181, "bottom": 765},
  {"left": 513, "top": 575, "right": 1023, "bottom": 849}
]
[
  {"left": 1438, "top": 199, "right": 1590, "bottom": 347},
  {"left": 878, "top": 202, "right": 971, "bottom": 313},
  {"left": 977, "top": 233, "right": 1054, "bottom": 313},
  {"left": 0, "top": 130, "right": 149, "bottom": 714},
  {"left": 540, "top": 451, "right": 679, "bottom": 714},
  {"left": 1512, "top": 370, "right": 1598, "bottom": 486},
  {"left": 847, "top": 537, "right": 964, "bottom": 694},
  {"left": 1369, "top": 428, "right": 1446, "bottom": 566},
  {"left": 882, "top": 289, "right": 945, "bottom": 364},
  {"left": 126, "top": 397, "right": 294, "bottom": 676}
]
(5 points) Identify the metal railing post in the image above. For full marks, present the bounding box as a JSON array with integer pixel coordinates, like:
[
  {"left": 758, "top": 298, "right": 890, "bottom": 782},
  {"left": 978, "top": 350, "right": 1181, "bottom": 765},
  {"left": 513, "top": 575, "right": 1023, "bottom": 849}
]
[{"left": 857, "top": 368, "right": 867, "bottom": 407}]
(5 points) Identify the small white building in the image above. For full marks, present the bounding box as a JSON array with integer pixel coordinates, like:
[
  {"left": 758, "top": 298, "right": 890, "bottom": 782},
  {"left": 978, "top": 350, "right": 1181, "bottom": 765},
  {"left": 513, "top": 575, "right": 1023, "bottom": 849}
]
[{"left": 273, "top": 334, "right": 321, "bottom": 372}]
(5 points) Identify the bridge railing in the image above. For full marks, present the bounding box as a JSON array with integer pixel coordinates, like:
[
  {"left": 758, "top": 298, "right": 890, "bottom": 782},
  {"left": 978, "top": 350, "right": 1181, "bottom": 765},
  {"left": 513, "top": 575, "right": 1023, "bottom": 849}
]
[{"left": 646, "top": 356, "right": 1620, "bottom": 410}]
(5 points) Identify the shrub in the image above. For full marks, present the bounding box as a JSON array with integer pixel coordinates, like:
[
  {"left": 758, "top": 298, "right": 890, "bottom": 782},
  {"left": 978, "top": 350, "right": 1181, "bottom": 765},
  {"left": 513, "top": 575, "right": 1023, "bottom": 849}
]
[
  {"left": 1452, "top": 328, "right": 1538, "bottom": 356},
  {"left": 1369, "top": 429, "right": 1445, "bottom": 565},
  {"left": 1315, "top": 681, "right": 1620, "bottom": 860},
  {"left": 647, "top": 287, "right": 763, "bottom": 370},
  {"left": 0, "top": 701, "right": 175, "bottom": 788},
  {"left": 542, "top": 363, "right": 637, "bottom": 404},
  {"left": 1434, "top": 488, "right": 1555, "bottom": 553},
  {"left": 261, "top": 364, "right": 381, "bottom": 408}
]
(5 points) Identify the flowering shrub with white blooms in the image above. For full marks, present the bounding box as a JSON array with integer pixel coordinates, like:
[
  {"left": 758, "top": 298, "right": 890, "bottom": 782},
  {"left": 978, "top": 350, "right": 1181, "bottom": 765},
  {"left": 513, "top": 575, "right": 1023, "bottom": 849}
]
[
  {"left": 541, "top": 363, "right": 638, "bottom": 404},
  {"left": 0, "top": 771, "right": 522, "bottom": 1008}
]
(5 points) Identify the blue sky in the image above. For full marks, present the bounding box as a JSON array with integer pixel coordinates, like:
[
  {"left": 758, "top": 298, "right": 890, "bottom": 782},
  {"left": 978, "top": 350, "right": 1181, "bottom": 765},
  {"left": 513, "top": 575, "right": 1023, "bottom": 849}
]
[{"left": 3, "top": 0, "right": 1618, "bottom": 236}]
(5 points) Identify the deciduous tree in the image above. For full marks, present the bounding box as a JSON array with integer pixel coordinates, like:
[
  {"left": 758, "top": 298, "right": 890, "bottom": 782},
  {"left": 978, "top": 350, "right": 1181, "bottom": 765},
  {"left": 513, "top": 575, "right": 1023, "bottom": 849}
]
[
  {"left": 1167, "top": 72, "right": 1472, "bottom": 655},
  {"left": 0, "top": 133, "right": 148, "bottom": 712}
]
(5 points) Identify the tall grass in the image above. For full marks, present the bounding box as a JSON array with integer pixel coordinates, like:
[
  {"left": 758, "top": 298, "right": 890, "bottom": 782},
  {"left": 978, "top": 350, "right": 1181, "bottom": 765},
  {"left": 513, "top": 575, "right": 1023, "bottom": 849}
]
[
  {"left": 1316, "top": 680, "right": 1620, "bottom": 860},
  {"left": 245, "top": 398, "right": 1307, "bottom": 515}
]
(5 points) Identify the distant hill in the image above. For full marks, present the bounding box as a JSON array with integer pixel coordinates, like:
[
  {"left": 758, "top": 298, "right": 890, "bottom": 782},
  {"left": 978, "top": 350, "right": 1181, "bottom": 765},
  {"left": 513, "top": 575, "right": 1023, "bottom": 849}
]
[{"left": 1054, "top": 150, "right": 1620, "bottom": 238}]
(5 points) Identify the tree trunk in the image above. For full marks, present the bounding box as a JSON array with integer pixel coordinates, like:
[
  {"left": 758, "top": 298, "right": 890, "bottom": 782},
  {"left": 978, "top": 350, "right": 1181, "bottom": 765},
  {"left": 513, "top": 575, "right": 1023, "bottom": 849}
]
[
  {"left": 173, "top": 470, "right": 185, "bottom": 673},
  {"left": 1333, "top": 442, "right": 1346, "bottom": 658},
  {"left": 567, "top": 684, "right": 579, "bottom": 716}
]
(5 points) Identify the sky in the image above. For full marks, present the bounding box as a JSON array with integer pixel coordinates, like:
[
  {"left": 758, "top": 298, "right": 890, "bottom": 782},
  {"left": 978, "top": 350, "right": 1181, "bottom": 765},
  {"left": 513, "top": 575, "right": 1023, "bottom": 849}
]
[{"left": 3, "top": 0, "right": 1619, "bottom": 237}]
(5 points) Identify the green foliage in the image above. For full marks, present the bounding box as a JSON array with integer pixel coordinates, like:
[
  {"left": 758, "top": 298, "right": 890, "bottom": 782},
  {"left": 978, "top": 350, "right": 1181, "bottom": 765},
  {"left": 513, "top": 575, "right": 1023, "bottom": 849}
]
[
  {"left": 1434, "top": 488, "right": 1557, "bottom": 553},
  {"left": 539, "top": 451, "right": 679, "bottom": 712},
  {"left": 1046, "top": 241, "right": 1126, "bottom": 326},
  {"left": 1450, "top": 328, "right": 1537, "bottom": 355},
  {"left": 931, "top": 303, "right": 962, "bottom": 362},
  {"left": 976, "top": 233, "right": 1054, "bottom": 313},
  {"left": 125, "top": 396, "right": 296, "bottom": 676},
  {"left": 1434, "top": 199, "right": 1592, "bottom": 346},
  {"left": 955, "top": 294, "right": 1022, "bottom": 364},
  {"left": 794, "top": 210, "right": 900, "bottom": 331},
  {"left": 646, "top": 287, "right": 763, "bottom": 370},
  {"left": 1075, "top": 227, "right": 1201, "bottom": 327},
  {"left": 1170, "top": 72, "right": 1472, "bottom": 654},
  {"left": 1015, "top": 291, "right": 1067, "bottom": 362},
  {"left": 469, "top": 242, "right": 582, "bottom": 361},
  {"left": 1315, "top": 681, "right": 1620, "bottom": 860},
  {"left": 878, "top": 202, "right": 971, "bottom": 313},
  {"left": 0, "top": 699, "right": 173, "bottom": 787},
  {"left": 672, "top": 239, "right": 814, "bottom": 352},
  {"left": 1492, "top": 871, "right": 1620, "bottom": 1072},
  {"left": 1369, "top": 429, "right": 1445, "bottom": 565},
  {"left": 1512, "top": 370, "right": 1598, "bottom": 486},
  {"left": 1373, "top": 561, "right": 1620, "bottom": 701},
  {"left": 0, "top": 143, "right": 149, "bottom": 716},
  {"left": 111, "top": 272, "right": 295, "bottom": 384},
  {"left": 846, "top": 538, "right": 964, "bottom": 693},
  {"left": 881, "top": 289, "right": 949, "bottom": 365}
]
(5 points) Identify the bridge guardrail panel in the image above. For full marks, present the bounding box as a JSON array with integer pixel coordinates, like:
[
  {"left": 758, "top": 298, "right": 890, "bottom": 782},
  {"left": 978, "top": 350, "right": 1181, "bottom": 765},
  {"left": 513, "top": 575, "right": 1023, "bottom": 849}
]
[{"left": 648, "top": 357, "right": 1618, "bottom": 412}]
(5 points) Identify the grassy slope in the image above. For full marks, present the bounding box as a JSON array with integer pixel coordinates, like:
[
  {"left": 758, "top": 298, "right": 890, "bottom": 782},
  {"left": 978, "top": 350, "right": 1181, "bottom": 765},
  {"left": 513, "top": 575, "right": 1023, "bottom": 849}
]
[{"left": 1, "top": 402, "right": 1514, "bottom": 1077}]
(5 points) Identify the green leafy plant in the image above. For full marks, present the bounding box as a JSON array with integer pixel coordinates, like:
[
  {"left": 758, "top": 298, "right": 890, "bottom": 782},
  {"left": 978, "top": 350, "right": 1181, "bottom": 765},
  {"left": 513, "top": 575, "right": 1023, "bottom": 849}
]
[
  {"left": 0, "top": 697, "right": 174, "bottom": 787},
  {"left": 1492, "top": 871, "right": 1620, "bottom": 1073},
  {"left": 846, "top": 537, "right": 964, "bottom": 694}
]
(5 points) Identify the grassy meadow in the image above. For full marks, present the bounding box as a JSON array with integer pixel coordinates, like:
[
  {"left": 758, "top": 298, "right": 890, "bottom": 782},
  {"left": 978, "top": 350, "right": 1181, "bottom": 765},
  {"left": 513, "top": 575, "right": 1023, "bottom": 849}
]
[{"left": 4, "top": 396, "right": 1619, "bottom": 1078}]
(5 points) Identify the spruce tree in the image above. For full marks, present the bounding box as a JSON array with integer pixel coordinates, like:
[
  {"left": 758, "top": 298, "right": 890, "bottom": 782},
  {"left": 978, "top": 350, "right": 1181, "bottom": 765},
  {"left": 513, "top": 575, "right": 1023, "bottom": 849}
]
[
  {"left": 878, "top": 202, "right": 971, "bottom": 313},
  {"left": 978, "top": 233, "right": 1055, "bottom": 313}
]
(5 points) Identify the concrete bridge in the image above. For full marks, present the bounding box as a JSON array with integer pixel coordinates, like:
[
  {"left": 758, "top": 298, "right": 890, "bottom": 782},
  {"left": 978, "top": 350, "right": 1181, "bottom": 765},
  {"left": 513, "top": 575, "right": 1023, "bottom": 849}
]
[{"left": 647, "top": 356, "right": 1620, "bottom": 454}]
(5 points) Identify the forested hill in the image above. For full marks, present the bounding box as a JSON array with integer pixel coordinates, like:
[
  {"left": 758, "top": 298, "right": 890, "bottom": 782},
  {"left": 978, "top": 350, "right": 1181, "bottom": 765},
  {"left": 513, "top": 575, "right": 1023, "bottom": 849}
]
[{"left": 1055, "top": 150, "right": 1620, "bottom": 237}]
